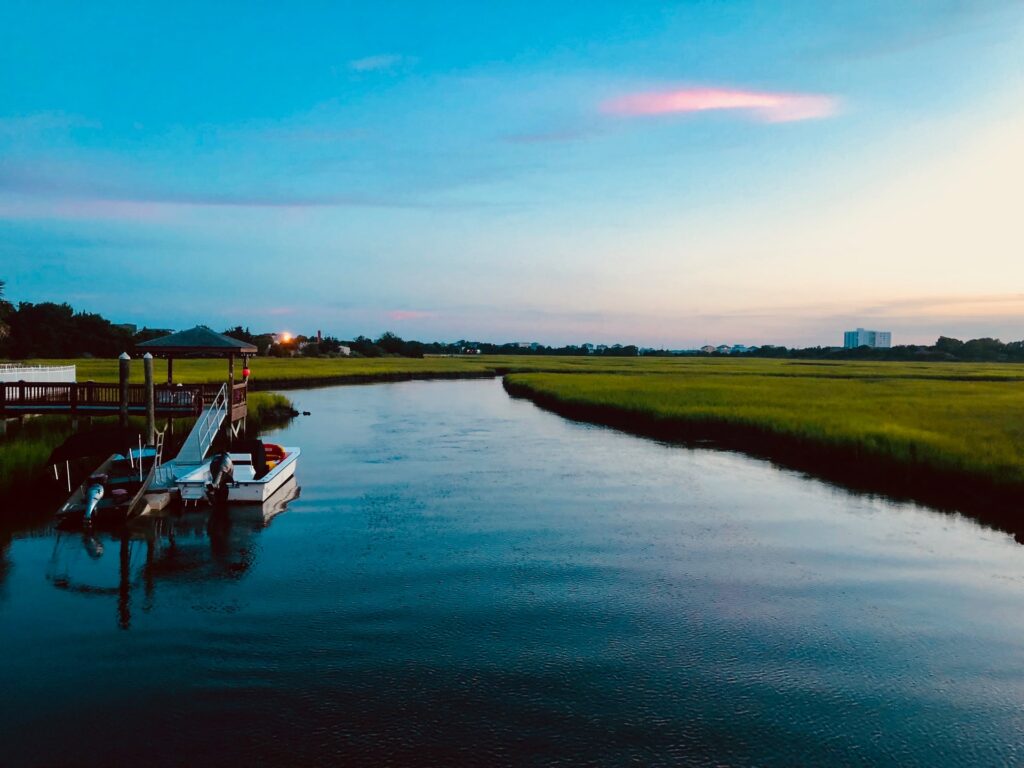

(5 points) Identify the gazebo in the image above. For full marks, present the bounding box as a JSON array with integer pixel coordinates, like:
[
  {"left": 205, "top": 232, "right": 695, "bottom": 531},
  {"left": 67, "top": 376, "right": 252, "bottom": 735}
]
[{"left": 137, "top": 325, "right": 257, "bottom": 425}]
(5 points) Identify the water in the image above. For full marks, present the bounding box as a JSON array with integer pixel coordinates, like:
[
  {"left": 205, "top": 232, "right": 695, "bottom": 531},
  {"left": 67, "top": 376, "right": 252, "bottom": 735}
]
[{"left": 2, "top": 379, "right": 1024, "bottom": 766}]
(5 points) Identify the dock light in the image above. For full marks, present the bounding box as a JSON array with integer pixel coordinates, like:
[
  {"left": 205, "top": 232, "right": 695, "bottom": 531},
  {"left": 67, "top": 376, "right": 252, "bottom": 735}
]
[{"left": 280, "top": 332, "right": 292, "bottom": 344}]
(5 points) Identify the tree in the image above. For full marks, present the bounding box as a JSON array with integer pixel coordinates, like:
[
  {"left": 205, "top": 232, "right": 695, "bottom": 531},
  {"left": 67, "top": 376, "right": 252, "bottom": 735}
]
[
  {"left": 376, "top": 331, "right": 405, "bottom": 355},
  {"left": 934, "top": 336, "right": 964, "bottom": 355},
  {"left": 222, "top": 326, "right": 255, "bottom": 344},
  {"left": 349, "top": 336, "right": 384, "bottom": 357}
]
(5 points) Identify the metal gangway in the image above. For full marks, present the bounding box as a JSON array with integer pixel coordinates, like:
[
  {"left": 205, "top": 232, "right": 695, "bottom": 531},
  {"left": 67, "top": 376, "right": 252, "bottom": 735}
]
[{"left": 152, "top": 384, "right": 229, "bottom": 488}]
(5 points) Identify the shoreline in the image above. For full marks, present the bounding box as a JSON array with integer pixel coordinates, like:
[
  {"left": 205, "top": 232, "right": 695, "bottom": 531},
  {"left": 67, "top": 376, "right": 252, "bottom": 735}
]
[
  {"left": 246, "top": 370, "right": 498, "bottom": 391},
  {"left": 502, "top": 377, "right": 1024, "bottom": 542}
]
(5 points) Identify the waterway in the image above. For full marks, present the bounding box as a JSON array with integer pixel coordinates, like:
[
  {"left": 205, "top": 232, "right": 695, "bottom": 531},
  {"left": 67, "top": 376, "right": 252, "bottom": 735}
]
[{"left": 2, "top": 379, "right": 1023, "bottom": 765}]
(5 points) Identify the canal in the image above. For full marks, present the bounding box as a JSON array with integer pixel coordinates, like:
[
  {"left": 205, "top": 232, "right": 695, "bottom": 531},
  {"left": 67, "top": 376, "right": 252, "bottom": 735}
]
[{"left": 2, "top": 378, "right": 1023, "bottom": 765}]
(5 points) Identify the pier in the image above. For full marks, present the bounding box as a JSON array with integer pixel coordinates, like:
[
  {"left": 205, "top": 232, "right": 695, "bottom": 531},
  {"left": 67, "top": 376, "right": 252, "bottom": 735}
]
[
  {"left": 1, "top": 326, "right": 254, "bottom": 430},
  {"left": 0, "top": 380, "right": 209, "bottom": 417}
]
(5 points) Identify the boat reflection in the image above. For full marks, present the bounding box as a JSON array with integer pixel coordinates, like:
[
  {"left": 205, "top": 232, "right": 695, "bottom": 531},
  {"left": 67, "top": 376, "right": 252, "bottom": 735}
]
[{"left": 45, "top": 477, "right": 299, "bottom": 629}]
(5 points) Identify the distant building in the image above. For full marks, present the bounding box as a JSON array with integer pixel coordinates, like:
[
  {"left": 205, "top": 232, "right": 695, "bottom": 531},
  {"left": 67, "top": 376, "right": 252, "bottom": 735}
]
[
  {"left": 844, "top": 328, "right": 892, "bottom": 349},
  {"left": 700, "top": 345, "right": 716, "bottom": 354},
  {"left": 730, "top": 344, "right": 749, "bottom": 354},
  {"left": 716, "top": 344, "right": 732, "bottom": 354},
  {"left": 462, "top": 347, "right": 481, "bottom": 355}
]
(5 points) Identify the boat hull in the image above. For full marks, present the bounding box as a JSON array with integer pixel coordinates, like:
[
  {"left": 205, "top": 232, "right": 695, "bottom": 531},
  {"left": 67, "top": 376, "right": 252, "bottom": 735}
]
[{"left": 178, "top": 447, "right": 300, "bottom": 505}]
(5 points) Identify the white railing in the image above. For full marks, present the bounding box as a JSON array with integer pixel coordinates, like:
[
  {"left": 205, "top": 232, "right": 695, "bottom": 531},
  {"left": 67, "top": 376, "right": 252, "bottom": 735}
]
[
  {"left": 0, "top": 364, "right": 76, "bottom": 383},
  {"left": 176, "top": 383, "right": 228, "bottom": 464}
]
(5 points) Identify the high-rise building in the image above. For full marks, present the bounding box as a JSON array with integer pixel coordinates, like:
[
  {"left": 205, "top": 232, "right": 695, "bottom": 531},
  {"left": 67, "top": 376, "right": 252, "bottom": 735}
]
[{"left": 843, "top": 328, "right": 892, "bottom": 349}]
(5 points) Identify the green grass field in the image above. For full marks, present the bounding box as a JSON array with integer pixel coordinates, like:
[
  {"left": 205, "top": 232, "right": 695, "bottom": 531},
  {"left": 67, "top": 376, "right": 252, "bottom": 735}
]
[{"left": 17, "top": 354, "right": 1024, "bottom": 385}]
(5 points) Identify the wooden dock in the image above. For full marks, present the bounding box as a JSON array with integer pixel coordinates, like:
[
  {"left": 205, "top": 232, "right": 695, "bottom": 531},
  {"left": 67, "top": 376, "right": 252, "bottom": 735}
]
[{"left": 0, "top": 381, "right": 248, "bottom": 422}]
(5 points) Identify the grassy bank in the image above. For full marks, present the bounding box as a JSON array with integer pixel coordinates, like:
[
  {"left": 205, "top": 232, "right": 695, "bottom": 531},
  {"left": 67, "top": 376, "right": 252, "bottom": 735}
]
[
  {"left": 18, "top": 355, "right": 1024, "bottom": 385},
  {"left": 504, "top": 371, "right": 1024, "bottom": 526},
  {"left": 245, "top": 392, "right": 297, "bottom": 433}
]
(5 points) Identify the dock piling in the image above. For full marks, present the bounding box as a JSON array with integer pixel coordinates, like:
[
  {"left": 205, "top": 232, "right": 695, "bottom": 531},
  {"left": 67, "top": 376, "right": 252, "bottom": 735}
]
[
  {"left": 119, "top": 353, "right": 131, "bottom": 428},
  {"left": 144, "top": 353, "right": 155, "bottom": 445}
]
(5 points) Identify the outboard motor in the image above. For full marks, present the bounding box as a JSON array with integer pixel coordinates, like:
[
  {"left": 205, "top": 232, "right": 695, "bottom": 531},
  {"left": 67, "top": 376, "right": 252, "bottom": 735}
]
[
  {"left": 207, "top": 452, "right": 234, "bottom": 505},
  {"left": 83, "top": 482, "right": 104, "bottom": 524}
]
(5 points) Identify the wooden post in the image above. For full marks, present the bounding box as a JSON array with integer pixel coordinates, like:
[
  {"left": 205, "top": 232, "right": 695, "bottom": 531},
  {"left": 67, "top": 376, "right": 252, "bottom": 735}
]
[
  {"left": 119, "top": 352, "right": 131, "bottom": 428},
  {"left": 227, "top": 353, "right": 235, "bottom": 445},
  {"left": 167, "top": 356, "right": 174, "bottom": 385},
  {"left": 144, "top": 352, "right": 155, "bottom": 445}
]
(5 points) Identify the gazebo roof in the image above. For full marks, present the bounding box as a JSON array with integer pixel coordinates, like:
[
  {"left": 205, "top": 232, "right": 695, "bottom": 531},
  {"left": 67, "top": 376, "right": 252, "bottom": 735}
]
[{"left": 136, "top": 325, "right": 257, "bottom": 356}]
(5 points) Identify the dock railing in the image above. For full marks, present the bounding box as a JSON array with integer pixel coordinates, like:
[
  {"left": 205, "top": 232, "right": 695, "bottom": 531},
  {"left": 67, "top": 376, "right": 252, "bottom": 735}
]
[{"left": 0, "top": 381, "right": 203, "bottom": 417}]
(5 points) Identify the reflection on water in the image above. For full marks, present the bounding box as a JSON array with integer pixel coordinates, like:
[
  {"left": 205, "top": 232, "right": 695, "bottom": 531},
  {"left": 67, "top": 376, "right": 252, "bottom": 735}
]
[
  {"left": 3, "top": 380, "right": 1024, "bottom": 766},
  {"left": 44, "top": 478, "right": 299, "bottom": 630}
]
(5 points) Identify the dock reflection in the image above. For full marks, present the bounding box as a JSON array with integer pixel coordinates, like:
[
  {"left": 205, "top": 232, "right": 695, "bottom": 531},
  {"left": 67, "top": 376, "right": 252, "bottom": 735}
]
[{"left": 45, "top": 478, "right": 299, "bottom": 629}]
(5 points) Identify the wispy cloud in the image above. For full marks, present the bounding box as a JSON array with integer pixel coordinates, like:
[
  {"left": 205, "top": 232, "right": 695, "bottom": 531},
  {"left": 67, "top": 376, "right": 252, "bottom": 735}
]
[
  {"left": 502, "top": 127, "right": 596, "bottom": 144},
  {"left": 602, "top": 87, "right": 839, "bottom": 123},
  {"left": 0, "top": 160, "right": 506, "bottom": 219},
  {"left": 387, "top": 310, "right": 436, "bottom": 321},
  {"left": 348, "top": 53, "right": 411, "bottom": 73}
]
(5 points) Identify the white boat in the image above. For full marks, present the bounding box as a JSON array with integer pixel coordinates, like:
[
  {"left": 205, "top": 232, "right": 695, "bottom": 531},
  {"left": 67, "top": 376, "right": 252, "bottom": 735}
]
[{"left": 177, "top": 441, "right": 300, "bottom": 505}]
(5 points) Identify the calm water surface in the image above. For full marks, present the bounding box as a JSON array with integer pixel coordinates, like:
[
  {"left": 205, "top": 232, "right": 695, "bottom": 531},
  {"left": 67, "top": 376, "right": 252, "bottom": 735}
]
[{"left": 2, "top": 379, "right": 1024, "bottom": 766}]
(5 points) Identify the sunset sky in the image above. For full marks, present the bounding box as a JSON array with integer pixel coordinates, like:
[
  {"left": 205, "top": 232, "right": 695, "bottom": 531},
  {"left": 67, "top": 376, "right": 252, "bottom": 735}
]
[{"left": 2, "top": 1, "right": 1022, "bottom": 346}]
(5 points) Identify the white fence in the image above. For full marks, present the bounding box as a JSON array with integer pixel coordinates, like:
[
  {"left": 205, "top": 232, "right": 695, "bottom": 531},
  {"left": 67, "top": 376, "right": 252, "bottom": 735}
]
[{"left": 0, "top": 364, "right": 77, "bottom": 383}]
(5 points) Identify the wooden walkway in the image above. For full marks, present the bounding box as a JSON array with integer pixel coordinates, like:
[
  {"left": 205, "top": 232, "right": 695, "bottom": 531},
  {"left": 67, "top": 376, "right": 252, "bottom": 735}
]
[{"left": 0, "top": 381, "right": 248, "bottom": 422}]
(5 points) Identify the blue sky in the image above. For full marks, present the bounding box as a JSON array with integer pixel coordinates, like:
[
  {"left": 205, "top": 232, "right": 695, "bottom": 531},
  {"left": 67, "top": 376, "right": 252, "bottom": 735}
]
[{"left": 2, "top": 1, "right": 1023, "bottom": 346}]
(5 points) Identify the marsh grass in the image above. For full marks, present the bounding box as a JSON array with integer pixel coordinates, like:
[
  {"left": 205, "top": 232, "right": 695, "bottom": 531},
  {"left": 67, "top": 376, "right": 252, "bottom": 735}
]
[
  {"left": 0, "top": 417, "right": 73, "bottom": 498},
  {"left": 245, "top": 392, "right": 295, "bottom": 433},
  {"left": 505, "top": 372, "right": 1024, "bottom": 487},
  {"left": 20, "top": 355, "right": 1024, "bottom": 385}
]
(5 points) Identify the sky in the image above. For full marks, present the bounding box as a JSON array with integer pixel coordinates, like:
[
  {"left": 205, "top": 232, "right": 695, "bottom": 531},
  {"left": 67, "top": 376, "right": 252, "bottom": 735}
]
[{"left": 1, "top": 1, "right": 1023, "bottom": 347}]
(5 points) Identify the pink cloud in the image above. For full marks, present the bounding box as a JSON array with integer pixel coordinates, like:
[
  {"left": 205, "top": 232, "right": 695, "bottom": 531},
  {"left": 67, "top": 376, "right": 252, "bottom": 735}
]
[{"left": 602, "top": 87, "right": 839, "bottom": 123}]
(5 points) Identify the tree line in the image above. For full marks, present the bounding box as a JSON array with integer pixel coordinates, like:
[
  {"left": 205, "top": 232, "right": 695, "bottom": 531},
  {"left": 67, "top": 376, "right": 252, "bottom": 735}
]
[{"left": 1, "top": 284, "right": 1022, "bottom": 362}]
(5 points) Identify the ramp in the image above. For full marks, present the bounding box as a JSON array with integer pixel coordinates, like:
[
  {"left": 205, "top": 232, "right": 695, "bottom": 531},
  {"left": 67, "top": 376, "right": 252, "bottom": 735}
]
[{"left": 175, "top": 383, "right": 228, "bottom": 464}]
